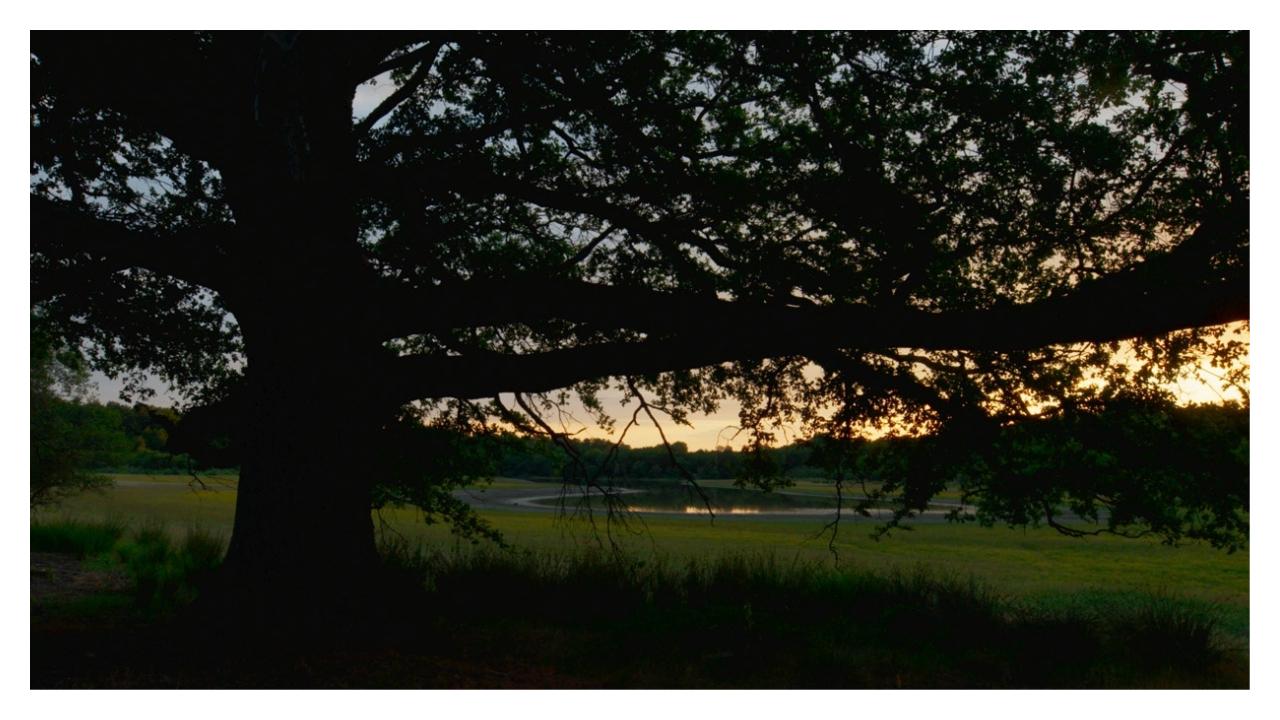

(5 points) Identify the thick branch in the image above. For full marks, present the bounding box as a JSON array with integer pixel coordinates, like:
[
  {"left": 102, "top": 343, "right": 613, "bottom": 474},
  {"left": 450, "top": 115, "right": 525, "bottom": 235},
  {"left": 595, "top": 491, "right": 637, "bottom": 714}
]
[
  {"left": 388, "top": 206, "right": 1245, "bottom": 401},
  {"left": 362, "top": 35, "right": 450, "bottom": 81},
  {"left": 384, "top": 238, "right": 1244, "bottom": 352},
  {"left": 393, "top": 266, "right": 1243, "bottom": 402},
  {"left": 30, "top": 196, "right": 233, "bottom": 299},
  {"left": 384, "top": 189, "right": 1243, "bottom": 328},
  {"left": 355, "top": 41, "right": 443, "bottom": 136},
  {"left": 396, "top": 337, "right": 773, "bottom": 400}
]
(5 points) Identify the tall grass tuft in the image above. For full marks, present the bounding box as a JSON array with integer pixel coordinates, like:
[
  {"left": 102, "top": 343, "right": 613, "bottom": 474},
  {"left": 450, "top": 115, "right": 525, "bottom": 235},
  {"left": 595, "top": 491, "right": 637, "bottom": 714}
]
[
  {"left": 33, "top": 519, "right": 226, "bottom": 612},
  {"left": 1122, "top": 594, "right": 1221, "bottom": 669},
  {"left": 376, "top": 539, "right": 1242, "bottom": 688},
  {"left": 31, "top": 517, "right": 127, "bottom": 557},
  {"left": 113, "top": 524, "right": 226, "bottom": 610}
]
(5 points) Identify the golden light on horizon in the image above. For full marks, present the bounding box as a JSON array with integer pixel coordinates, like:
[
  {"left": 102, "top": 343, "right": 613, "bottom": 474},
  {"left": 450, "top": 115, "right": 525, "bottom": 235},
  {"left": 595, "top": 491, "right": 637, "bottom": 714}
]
[{"left": 514, "top": 321, "right": 1249, "bottom": 452}]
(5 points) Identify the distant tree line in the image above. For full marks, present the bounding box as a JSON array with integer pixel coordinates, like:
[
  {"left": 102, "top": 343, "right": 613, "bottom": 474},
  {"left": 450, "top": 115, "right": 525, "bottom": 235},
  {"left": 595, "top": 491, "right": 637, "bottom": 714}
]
[
  {"left": 31, "top": 391, "right": 828, "bottom": 481},
  {"left": 34, "top": 362, "right": 1247, "bottom": 549},
  {"left": 489, "top": 435, "right": 824, "bottom": 482},
  {"left": 31, "top": 323, "right": 227, "bottom": 504},
  {"left": 33, "top": 395, "right": 200, "bottom": 475},
  {"left": 35, "top": 390, "right": 1247, "bottom": 493}
]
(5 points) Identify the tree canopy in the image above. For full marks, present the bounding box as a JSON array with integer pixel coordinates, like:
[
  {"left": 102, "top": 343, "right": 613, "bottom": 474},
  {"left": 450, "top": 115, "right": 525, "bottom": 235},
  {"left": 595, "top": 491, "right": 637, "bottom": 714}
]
[{"left": 30, "top": 31, "right": 1249, "bottom": 592}]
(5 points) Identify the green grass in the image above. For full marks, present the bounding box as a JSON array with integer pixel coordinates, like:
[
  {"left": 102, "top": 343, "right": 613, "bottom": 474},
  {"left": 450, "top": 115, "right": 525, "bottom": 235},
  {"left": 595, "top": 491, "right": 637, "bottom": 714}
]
[
  {"left": 32, "top": 517, "right": 226, "bottom": 612},
  {"left": 37, "top": 474, "right": 242, "bottom": 537},
  {"left": 374, "top": 542, "right": 1243, "bottom": 688},
  {"left": 374, "top": 508, "right": 1247, "bottom": 613},
  {"left": 111, "top": 524, "right": 225, "bottom": 610},
  {"left": 31, "top": 517, "right": 127, "bottom": 557},
  {"left": 29, "top": 506, "right": 1247, "bottom": 688},
  {"left": 35, "top": 473, "right": 1248, "bottom": 638}
]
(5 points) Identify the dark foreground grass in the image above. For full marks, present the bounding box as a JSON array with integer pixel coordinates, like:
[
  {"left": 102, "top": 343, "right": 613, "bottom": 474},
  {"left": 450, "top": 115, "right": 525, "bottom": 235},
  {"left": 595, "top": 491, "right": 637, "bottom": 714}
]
[
  {"left": 379, "top": 541, "right": 1243, "bottom": 688},
  {"left": 31, "top": 518, "right": 127, "bottom": 557},
  {"left": 30, "top": 519, "right": 1246, "bottom": 688},
  {"left": 32, "top": 518, "right": 224, "bottom": 612}
]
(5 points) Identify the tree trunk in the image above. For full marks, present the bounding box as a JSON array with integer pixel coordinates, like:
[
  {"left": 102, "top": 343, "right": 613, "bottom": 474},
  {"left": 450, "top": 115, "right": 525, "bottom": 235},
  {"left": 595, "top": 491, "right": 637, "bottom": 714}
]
[
  {"left": 217, "top": 345, "right": 386, "bottom": 621},
  {"left": 213, "top": 244, "right": 394, "bottom": 621},
  {"left": 207, "top": 33, "right": 399, "bottom": 624}
]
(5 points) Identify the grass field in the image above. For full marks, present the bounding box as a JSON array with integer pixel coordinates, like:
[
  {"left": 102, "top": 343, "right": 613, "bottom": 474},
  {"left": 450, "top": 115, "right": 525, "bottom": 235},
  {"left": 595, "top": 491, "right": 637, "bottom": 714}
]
[
  {"left": 37, "top": 474, "right": 1249, "bottom": 630},
  {"left": 30, "top": 473, "right": 1249, "bottom": 688}
]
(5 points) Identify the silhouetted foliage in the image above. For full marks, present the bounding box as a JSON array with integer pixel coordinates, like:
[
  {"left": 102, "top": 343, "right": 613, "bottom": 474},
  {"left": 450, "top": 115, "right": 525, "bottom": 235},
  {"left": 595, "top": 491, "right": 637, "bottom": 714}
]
[
  {"left": 31, "top": 323, "right": 112, "bottom": 506},
  {"left": 39, "top": 398, "right": 212, "bottom": 473},
  {"left": 809, "top": 400, "right": 1249, "bottom": 549},
  {"left": 30, "top": 31, "right": 1249, "bottom": 602}
]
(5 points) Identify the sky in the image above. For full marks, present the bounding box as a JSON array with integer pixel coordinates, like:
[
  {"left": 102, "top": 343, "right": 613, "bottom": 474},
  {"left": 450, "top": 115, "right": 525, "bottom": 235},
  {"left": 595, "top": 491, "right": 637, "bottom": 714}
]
[
  {"left": 85, "top": 369, "right": 748, "bottom": 449},
  {"left": 354, "top": 73, "right": 397, "bottom": 120}
]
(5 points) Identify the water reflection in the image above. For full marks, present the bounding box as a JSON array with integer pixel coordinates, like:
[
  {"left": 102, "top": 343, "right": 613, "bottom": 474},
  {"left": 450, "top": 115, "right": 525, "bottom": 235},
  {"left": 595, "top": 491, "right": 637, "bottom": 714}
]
[
  {"left": 527, "top": 485, "right": 839, "bottom": 514},
  {"left": 682, "top": 505, "right": 759, "bottom": 515},
  {"left": 623, "top": 505, "right": 763, "bottom": 515}
]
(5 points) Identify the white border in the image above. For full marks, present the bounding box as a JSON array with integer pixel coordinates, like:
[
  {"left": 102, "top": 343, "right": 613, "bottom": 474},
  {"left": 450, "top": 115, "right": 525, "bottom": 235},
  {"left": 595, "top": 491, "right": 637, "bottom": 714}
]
[{"left": 6, "top": 4, "right": 1274, "bottom": 718}]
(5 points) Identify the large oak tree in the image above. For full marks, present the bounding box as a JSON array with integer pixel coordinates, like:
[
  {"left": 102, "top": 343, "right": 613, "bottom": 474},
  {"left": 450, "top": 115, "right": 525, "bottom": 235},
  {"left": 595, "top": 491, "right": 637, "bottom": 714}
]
[{"left": 30, "top": 31, "right": 1248, "bottom": 610}]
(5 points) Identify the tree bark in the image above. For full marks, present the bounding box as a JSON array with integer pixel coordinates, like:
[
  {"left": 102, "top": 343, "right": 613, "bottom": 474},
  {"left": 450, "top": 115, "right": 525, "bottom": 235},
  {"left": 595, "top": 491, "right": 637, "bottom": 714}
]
[
  {"left": 218, "top": 342, "right": 385, "bottom": 620},
  {"left": 208, "top": 33, "right": 395, "bottom": 622}
]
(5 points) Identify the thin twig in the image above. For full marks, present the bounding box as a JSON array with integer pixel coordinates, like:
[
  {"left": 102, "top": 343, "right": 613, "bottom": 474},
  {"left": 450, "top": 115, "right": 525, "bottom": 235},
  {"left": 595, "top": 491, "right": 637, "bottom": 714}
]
[{"left": 625, "top": 376, "right": 716, "bottom": 522}]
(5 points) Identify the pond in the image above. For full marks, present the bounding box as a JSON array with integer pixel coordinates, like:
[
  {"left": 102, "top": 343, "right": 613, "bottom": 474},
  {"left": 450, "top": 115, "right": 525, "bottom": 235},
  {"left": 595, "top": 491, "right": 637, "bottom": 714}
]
[{"left": 525, "top": 483, "right": 842, "bottom": 515}]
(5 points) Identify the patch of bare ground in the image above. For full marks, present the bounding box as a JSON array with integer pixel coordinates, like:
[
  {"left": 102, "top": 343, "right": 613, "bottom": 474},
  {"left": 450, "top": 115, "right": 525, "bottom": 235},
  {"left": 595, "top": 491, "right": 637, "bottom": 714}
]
[{"left": 31, "top": 552, "right": 129, "bottom": 604}]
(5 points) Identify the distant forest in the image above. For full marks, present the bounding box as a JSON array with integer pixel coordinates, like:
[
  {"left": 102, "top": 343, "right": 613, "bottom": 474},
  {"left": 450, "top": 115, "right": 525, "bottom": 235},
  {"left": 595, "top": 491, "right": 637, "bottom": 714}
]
[
  {"left": 32, "top": 398, "right": 198, "bottom": 474},
  {"left": 35, "top": 394, "right": 1248, "bottom": 491},
  {"left": 31, "top": 394, "right": 824, "bottom": 479}
]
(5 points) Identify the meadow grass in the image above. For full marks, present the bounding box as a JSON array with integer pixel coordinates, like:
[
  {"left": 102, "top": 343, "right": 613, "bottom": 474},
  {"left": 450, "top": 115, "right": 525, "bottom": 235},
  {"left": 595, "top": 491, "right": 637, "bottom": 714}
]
[
  {"left": 31, "top": 517, "right": 127, "bottom": 557},
  {"left": 35, "top": 473, "right": 1248, "bottom": 642},
  {"left": 32, "top": 516, "right": 226, "bottom": 612},
  {"left": 30, "top": 495, "right": 1248, "bottom": 687},
  {"left": 371, "top": 541, "right": 1242, "bottom": 688}
]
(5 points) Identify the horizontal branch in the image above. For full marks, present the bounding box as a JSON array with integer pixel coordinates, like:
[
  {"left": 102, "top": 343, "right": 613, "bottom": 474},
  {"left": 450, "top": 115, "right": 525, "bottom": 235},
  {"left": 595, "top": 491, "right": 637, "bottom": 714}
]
[
  {"left": 30, "top": 196, "right": 234, "bottom": 300},
  {"left": 391, "top": 275, "right": 1245, "bottom": 402},
  {"left": 394, "top": 273, "right": 1244, "bottom": 403},
  {"left": 395, "top": 335, "right": 784, "bottom": 400},
  {"left": 385, "top": 210, "right": 1246, "bottom": 345},
  {"left": 388, "top": 206, "right": 1246, "bottom": 401}
]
